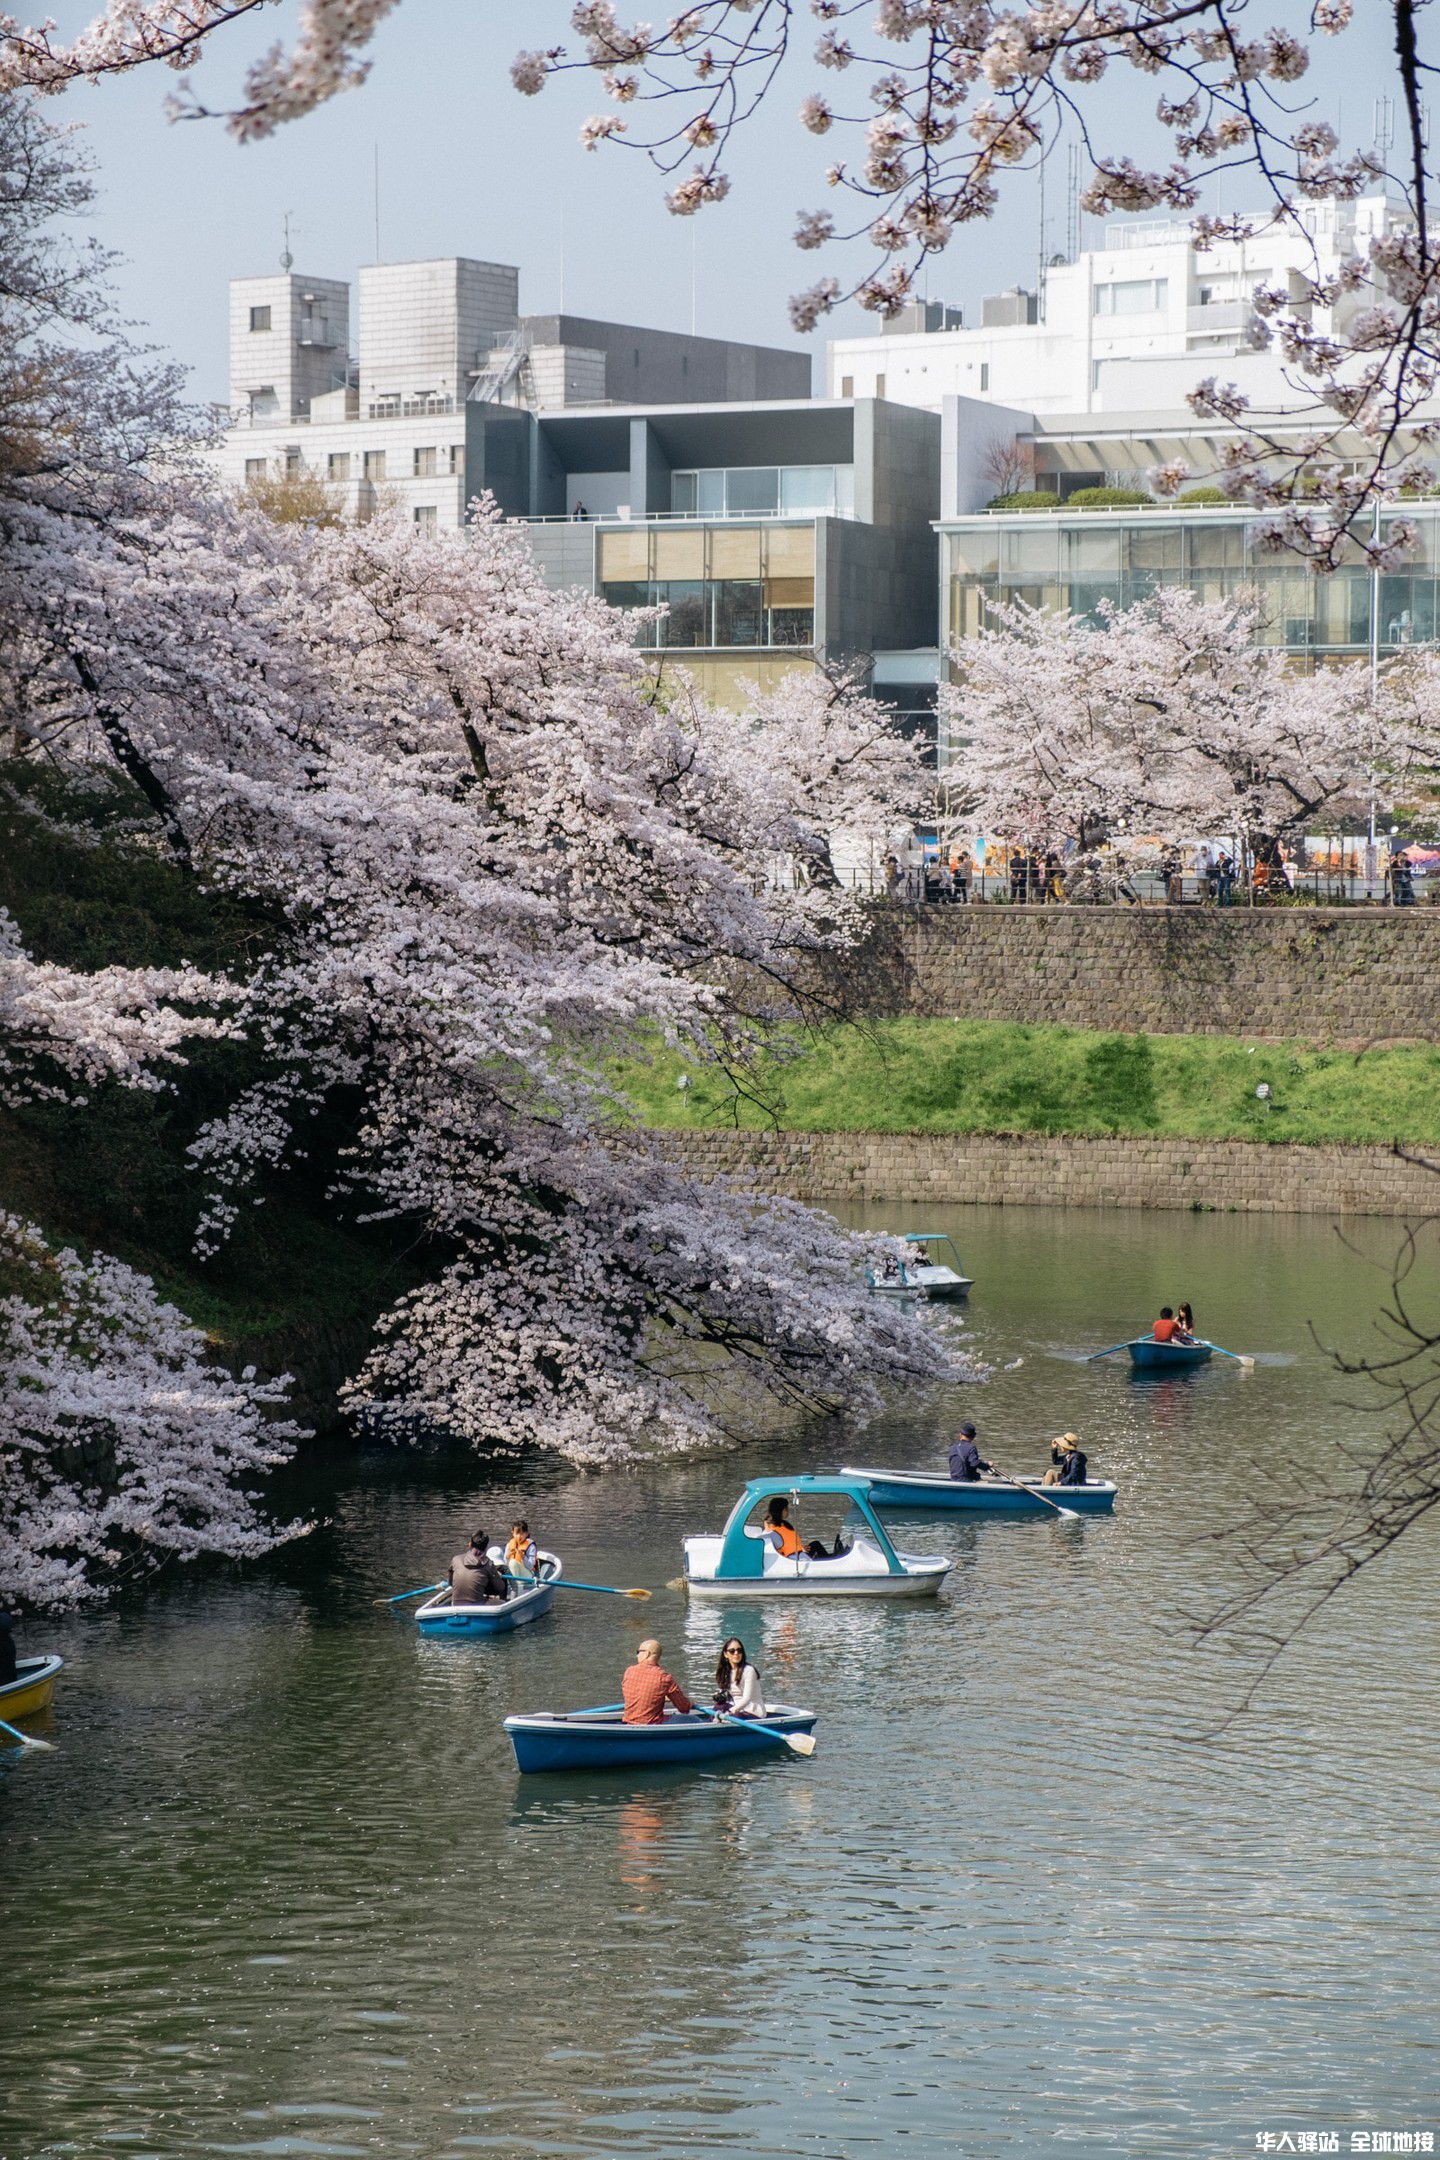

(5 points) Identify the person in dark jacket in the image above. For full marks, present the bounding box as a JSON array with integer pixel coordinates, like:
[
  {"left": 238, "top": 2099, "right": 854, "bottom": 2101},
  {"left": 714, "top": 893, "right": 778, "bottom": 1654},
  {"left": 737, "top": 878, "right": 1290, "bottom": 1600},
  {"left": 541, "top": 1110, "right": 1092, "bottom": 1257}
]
[
  {"left": 447, "top": 1531, "right": 508, "bottom": 1606},
  {"left": 947, "top": 1423, "right": 993, "bottom": 1481},
  {"left": 1044, "top": 1434, "right": 1089, "bottom": 1487}
]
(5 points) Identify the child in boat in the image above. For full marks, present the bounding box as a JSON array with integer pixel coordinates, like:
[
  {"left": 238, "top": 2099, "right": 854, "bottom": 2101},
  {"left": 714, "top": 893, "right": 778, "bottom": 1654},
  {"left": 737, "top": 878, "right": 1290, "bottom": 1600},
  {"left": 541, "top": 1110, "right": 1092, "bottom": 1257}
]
[
  {"left": 763, "top": 1496, "right": 847, "bottom": 1560},
  {"left": 714, "top": 1637, "right": 766, "bottom": 1717},
  {"left": 505, "top": 1520, "right": 538, "bottom": 1577}
]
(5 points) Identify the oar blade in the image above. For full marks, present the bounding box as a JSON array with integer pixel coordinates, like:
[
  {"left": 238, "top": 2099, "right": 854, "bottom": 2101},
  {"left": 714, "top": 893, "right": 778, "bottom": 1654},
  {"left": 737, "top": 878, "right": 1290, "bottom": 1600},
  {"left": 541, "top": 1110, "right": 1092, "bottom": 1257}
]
[
  {"left": 623, "top": 1587, "right": 652, "bottom": 1600},
  {"left": 785, "top": 1732, "right": 817, "bottom": 1757}
]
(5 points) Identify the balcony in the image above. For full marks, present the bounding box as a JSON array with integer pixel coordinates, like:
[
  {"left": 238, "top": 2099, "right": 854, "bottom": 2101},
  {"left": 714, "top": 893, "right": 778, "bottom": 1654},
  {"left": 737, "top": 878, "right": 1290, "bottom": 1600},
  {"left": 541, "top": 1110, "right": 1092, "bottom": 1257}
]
[{"left": 1186, "top": 300, "right": 1251, "bottom": 335}]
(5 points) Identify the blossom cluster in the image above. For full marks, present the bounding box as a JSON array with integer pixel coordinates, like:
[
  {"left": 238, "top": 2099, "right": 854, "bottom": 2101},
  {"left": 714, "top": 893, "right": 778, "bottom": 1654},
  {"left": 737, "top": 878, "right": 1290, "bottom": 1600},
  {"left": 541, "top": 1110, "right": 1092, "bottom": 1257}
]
[{"left": 942, "top": 585, "right": 1433, "bottom": 851}]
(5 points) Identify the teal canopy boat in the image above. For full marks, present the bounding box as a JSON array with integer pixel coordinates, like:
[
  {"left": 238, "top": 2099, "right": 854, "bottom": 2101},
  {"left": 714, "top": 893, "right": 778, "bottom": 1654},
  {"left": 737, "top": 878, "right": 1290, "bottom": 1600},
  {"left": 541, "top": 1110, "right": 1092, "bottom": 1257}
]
[
  {"left": 682, "top": 1475, "right": 951, "bottom": 1599},
  {"left": 505, "top": 1704, "right": 818, "bottom": 1774},
  {"left": 1127, "top": 1338, "right": 1214, "bottom": 1370},
  {"left": 867, "top": 1232, "right": 973, "bottom": 1300},
  {"left": 842, "top": 1465, "right": 1117, "bottom": 1515}
]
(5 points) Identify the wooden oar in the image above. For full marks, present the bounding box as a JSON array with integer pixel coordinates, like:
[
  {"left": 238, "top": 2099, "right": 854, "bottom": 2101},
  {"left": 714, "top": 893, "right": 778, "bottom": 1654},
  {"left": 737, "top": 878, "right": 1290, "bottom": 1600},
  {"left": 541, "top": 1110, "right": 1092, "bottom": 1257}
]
[
  {"left": 549, "top": 1579, "right": 652, "bottom": 1601},
  {"left": 1206, "top": 1342, "right": 1256, "bottom": 1368},
  {"left": 1085, "top": 1340, "right": 1133, "bottom": 1362},
  {"left": 0, "top": 1712, "right": 52, "bottom": 1752},
  {"left": 373, "top": 1581, "right": 442, "bottom": 1607},
  {"left": 990, "top": 1470, "right": 1082, "bottom": 1522},
  {"left": 694, "top": 1703, "right": 816, "bottom": 1757}
]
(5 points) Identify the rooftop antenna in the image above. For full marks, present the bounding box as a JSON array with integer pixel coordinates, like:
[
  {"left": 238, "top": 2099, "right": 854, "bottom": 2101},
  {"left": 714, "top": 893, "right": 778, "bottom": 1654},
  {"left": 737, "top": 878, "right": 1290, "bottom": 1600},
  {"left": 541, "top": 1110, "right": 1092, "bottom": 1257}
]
[
  {"left": 1373, "top": 94, "right": 1395, "bottom": 172},
  {"left": 280, "top": 211, "right": 294, "bottom": 273},
  {"left": 690, "top": 217, "right": 697, "bottom": 335},
  {"left": 373, "top": 142, "right": 381, "bottom": 262},
  {"left": 1065, "top": 141, "right": 1081, "bottom": 260}
]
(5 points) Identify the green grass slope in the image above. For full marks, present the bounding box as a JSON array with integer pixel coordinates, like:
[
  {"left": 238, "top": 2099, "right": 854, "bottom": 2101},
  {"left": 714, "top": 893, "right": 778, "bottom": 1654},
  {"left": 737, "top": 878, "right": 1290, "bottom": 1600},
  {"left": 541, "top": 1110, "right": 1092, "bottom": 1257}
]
[{"left": 622, "top": 1020, "right": 1440, "bottom": 1148}]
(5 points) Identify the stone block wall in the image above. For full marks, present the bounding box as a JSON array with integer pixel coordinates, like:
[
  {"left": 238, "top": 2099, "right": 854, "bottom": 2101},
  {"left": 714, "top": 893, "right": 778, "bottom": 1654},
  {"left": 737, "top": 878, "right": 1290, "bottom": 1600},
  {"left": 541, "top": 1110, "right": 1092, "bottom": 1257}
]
[
  {"left": 654, "top": 1127, "right": 1440, "bottom": 1218},
  {"left": 815, "top": 909, "right": 1440, "bottom": 1045}
]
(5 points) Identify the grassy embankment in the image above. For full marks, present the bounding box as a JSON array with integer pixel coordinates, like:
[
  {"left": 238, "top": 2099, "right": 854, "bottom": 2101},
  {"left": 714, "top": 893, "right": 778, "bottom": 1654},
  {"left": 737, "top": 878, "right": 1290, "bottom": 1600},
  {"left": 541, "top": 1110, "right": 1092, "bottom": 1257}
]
[
  {"left": 0, "top": 783, "right": 410, "bottom": 1397},
  {"left": 621, "top": 1021, "right": 1440, "bottom": 1148}
]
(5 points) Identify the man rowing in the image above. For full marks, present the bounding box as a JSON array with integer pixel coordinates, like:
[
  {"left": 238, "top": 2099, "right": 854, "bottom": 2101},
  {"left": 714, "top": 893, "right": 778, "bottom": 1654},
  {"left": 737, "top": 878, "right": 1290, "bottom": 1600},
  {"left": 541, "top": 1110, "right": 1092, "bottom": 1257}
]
[
  {"left": 622, "top": 1639, "right": 694, "bottom": 1724},
  {"left": 447, "top": 1529, "right": 509, "bottom": 1606},
  {"left": 947, "top": 1422, "right": 994, "bottom": 1482},
  {"left": 1151, "top": 1307, "right": 1196, "bottom": 1345}
]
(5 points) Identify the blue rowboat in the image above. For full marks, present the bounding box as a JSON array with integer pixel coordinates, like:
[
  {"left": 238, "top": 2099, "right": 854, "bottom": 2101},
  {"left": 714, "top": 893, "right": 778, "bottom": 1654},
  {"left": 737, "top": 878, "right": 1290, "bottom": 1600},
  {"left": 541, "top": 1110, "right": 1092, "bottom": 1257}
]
[
  {"left": 416, "top": 1550, "right": 560, "bottom": 1636},
  {"left": 504, "top": 1704, "right": 818, "bottom": 1774},
  {"left": 841, "top": 1466, "right": 1117, "bottom": 1515},
  {"left": 1126, "top": 1338, "right": 1214, "bottom": 1370}
]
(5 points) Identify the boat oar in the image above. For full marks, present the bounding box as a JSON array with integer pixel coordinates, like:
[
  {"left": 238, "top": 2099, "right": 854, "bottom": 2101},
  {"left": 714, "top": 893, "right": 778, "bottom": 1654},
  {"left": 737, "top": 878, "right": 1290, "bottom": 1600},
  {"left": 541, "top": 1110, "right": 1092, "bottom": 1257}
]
[
  {"left": 990, "top": 1470, "right": 1081, "bottom": 1523},
  {"left": 0, "top": 1712, "right": 53, "bottom": 1753},
  {"left": 1206, "top": 1342, "right": 1256, "bottom": 1368},
  {"left": 373, "top": 1581, "right": 442, "bottom": 1607},
  {"left": 550, "top": 1580, "right": 652, "bottom": 1601},
  {"left": 694, "top": 1703, "right": 816, "bottom": 1757},
  {"left": 1085, "top": 1340, "right": 1133, "bottom": 1363}
]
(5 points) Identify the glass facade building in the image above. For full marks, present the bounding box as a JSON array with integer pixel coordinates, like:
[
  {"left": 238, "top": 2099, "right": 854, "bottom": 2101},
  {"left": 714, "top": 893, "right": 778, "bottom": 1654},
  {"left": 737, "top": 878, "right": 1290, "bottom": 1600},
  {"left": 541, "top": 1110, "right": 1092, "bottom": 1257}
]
[
  {"left": 669, "top": 464, "right": 854, "bottom": 518},
  {"left": 599, "top": 522, "right": 816, "bottom": 651},
  {"left": 942, "top": 506, "right": 1440, "bottom": 663}
]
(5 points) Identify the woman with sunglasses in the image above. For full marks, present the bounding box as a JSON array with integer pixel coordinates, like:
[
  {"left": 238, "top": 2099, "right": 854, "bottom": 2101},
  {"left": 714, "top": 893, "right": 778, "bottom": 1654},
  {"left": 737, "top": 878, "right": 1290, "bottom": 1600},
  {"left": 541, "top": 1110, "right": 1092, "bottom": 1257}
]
[{"left": 713, "top": 1637, "right": 765, "bottom": 1718}]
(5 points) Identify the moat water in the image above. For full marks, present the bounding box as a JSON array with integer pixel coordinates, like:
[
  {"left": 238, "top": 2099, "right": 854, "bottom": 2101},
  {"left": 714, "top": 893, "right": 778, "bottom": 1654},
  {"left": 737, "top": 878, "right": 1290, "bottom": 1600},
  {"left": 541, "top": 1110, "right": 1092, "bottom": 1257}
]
[{"left": 5, "top": 1204, "right": 1437, "bottom": 2160}]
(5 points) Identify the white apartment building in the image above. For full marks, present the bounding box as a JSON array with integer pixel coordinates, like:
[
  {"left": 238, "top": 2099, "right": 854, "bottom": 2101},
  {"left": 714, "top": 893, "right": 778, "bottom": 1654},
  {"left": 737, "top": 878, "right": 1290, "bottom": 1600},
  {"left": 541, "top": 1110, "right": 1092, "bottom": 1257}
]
[
  {"left": 827, "top": 196, "right": 1404, "bottom": 419},
  {"left": 216, "top": 255, "right": 810, "bottom": 532}
]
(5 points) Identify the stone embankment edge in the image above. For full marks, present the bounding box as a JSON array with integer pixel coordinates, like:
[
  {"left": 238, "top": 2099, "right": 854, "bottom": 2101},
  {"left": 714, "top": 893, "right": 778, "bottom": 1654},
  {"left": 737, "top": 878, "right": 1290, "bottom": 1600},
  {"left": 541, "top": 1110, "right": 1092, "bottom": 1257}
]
[{"left": 651, "top": 1127, "right": 1440, "bottom": 1218}]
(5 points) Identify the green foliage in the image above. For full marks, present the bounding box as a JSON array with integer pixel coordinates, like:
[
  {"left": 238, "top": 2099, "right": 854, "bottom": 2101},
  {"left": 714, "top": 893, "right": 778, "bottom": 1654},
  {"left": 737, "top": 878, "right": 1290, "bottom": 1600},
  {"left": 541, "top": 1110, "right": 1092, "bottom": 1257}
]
[
  {"left": 618, "top": 1021, "right": 1440, "bottom": 1148},
  {"left": 1176, "top": 485, "right": 1231, "bottom": 506},
  {"left": 987, "top": 490, "right": 1061, "bottom": 511},
  {"left": 1064, "top": 486, "right": 1154, "bottom": 508}
]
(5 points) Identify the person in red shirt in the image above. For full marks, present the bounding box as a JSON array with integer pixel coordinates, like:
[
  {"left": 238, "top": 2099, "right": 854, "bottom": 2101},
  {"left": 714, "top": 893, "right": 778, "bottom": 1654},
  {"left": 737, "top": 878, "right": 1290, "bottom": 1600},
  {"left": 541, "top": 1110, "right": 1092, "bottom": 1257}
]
[
  {"left": 622, "top": 1640, "right": 694, "bottom": 1725},
  {"left": 1152, "top": 1307, "right": 1196, "bottom": 1343}
]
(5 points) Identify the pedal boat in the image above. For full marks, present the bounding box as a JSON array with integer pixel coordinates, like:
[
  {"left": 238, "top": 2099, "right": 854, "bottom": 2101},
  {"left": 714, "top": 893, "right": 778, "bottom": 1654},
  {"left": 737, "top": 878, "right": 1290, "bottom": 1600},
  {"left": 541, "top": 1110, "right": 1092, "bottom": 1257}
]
[
  {"left": 1126, "top": 1337, "right": 1214, "bottom": 1370},
  {"left": 416, "top": 1549, "right": 561, "bottom": 1635},
  {"left": 682, "top": 1476, "right": 951, "bottom": 1600},
  {"left": 0, "top": 1653, "right": 64, "bottom": 1729},
  {"left": 843, "top": 1465, "right": 1118, "bottom": 1515},
  {"left": 505, "top": 1703, "right": 818, "bottom": 1774},
  {"left": 867, "top": 1231, "right": 973, "bottom": 1301}
]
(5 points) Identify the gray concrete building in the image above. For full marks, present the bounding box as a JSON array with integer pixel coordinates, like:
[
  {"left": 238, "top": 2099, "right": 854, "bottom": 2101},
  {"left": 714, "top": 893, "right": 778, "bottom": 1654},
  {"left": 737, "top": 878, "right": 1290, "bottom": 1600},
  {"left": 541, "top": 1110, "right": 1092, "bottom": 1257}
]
[
  {"left": 507, "top": 397, "right": 940, "bottom": 711},
  {"left": 215, "top": 254, "right": 810, "bottom": 533}
]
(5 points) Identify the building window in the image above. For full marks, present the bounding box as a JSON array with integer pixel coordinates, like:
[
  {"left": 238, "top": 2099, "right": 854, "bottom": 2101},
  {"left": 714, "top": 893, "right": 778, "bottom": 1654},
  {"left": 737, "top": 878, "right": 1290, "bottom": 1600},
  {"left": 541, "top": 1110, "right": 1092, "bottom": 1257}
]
[
  {"left": 249, "top": 305, "right": 272, "bottom": 332},
  {"left": 413, "top": 505, "right": 438, "bottom": 535},
  {"left": 980, "top": 363, "right": 989, "bottom": 391},
  {"left": 876, "top": 374, "right": 886, "bottom": 398},
  {"left": 413, "top": 446, "right": 438, "bottom": 477},
  {"left": 244, "top": 458, "right": 266, "bottom": 481},
  {"left": 1093, "top": 277, "right": 1169, "bottom": 317},
  {"left": 364, "top": 450, "right": 387, "bottom": 481},
  {"left": 284, "top": 450, "right": 302, "bottom": 478},
  {"left": 447, "top": 445, "right": 461, "bottom": 475},
  {"left": 327, "top": 453, "right": 351, "bottom": 481},
  {"left": 841, "top": 375, "right": 854, "bottom": 397},
  {"left": 682, "top": 355, "right": 689, "bottom": 377},
  {"left": 669, "top": 464, "right": 852, "bottom": 518}
]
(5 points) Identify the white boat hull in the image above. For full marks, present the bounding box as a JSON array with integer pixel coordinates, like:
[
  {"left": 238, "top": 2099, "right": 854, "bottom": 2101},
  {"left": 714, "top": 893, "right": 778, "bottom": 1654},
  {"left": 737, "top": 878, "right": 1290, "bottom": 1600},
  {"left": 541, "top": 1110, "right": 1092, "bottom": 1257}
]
[
  {"left": 682, "top": 1532, "right": 949, "bottom": 1599},
  {"left": 685, "top": 1567, "right": 946, "bottom": 1600}
]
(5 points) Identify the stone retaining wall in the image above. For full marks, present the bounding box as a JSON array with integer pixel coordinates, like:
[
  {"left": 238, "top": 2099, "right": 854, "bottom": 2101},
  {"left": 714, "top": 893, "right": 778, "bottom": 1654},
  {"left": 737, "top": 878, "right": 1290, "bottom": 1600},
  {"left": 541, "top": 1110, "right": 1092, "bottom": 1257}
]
[
  {"left": 815, "top": 908, "right": 1440, "bottom": 1044},
  {"left": 655, "top": 1127, "right": 1440, "bottom": 1217}
]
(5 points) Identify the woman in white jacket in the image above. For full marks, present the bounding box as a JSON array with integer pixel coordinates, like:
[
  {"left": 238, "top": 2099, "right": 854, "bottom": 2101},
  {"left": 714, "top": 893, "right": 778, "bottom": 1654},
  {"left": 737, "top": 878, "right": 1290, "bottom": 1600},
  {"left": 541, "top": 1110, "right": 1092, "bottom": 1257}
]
[{"left": 713, "top": 1637, "right": 766, "bottom": 1717}]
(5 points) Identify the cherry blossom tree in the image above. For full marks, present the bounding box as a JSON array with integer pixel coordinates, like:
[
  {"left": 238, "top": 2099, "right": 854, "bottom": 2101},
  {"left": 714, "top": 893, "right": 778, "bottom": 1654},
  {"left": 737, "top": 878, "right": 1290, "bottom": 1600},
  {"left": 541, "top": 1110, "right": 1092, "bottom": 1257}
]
[
  {"left": 943, "top": 585, "right": 1424, "bottom": 854},
  {"left": 3, "top": 3, "right": 1436, "bottom": 561},
  {"left": 0, "top": 1211, "right": 305, "bottom": 1610},
  {"left": 0, "top": 99, "right": 964, "bottom": 1502}
]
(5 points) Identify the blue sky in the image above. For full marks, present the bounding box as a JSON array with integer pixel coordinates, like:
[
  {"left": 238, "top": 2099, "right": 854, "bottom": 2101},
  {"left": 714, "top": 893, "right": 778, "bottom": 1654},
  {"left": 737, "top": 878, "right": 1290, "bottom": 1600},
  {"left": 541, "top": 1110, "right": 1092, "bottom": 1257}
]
[{"left": 53, "top": 0, "right": 1401, "bottom": 404}]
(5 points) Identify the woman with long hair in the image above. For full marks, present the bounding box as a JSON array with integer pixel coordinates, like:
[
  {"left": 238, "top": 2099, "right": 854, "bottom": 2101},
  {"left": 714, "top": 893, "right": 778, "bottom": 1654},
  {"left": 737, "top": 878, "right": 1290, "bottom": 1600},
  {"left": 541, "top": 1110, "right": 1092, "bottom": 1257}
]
[{"left": 713, "top": 1637, "right": 765, "bottom": 1717}]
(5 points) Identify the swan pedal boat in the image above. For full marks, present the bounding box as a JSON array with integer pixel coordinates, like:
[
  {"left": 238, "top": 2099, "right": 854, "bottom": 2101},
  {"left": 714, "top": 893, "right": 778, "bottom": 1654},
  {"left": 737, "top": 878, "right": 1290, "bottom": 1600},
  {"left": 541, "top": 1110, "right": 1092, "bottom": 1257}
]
[
  {"left": 1126, "top": 1338, "right": 1214, "bottom": 1370},
  {"left": 682, "top": 1476, "right": 950, "bottom": 1600},
  {"left": 505, "top": 1704, "right": 818, "bottom": 1774},
  {"left": 0, "top": 1653, "right": 64, "bottom": 1730},
  {"left": 416, "top": 1549, "right": 561, "bottom": 1635},
  {"left": 843, "top": 1465, "right": 1118, "bottom": 1515},
  {"left": 868, "top": 1231, "right": 973, "bottom": 1301}
]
